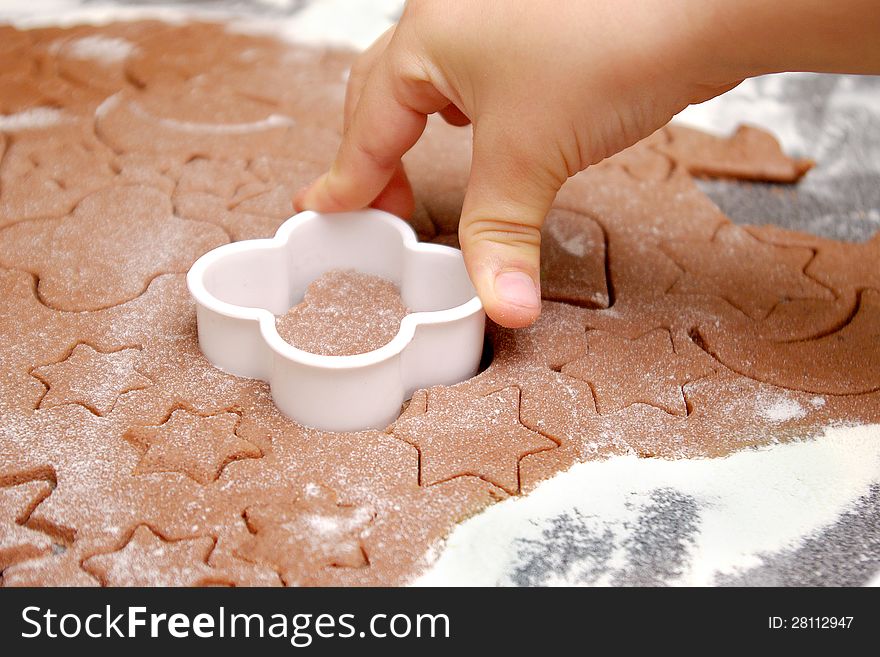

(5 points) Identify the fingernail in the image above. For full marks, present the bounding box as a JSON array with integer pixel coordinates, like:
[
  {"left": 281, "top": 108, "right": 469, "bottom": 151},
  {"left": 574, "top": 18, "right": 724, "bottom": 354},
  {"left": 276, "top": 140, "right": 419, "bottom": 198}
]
[{"left": 493, "top": 271, "right": 540, "bottom": 309}]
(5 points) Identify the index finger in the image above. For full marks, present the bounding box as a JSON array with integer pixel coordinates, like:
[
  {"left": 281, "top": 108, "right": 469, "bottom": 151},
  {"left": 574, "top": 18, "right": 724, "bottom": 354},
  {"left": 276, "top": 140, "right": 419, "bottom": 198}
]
[
  {"left": 343, "top": 25, "right": 395, "bottom": 130},
  {"left": 298, "top": 49, "right": 450, "bottom": 212}
]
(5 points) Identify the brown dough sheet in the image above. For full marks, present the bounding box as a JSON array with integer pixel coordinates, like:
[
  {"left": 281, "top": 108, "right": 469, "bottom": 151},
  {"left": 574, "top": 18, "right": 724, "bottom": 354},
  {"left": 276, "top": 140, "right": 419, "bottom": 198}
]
[{"left": 0, "top": 21, "right": 878, "bottom": 588}]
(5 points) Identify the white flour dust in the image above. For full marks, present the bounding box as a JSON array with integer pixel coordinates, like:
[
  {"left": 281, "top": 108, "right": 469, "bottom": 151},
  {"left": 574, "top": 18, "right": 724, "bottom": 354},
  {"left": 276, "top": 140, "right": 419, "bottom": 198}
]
[
  {"left": 755, "top": 390, "right": 808, "bottom": 423},
  {"left": 413, "top": 424, "right": 880, "bottom": 586},
  {"left": 94, "top": 94, "right": 296, "bottom": 133},
  {"left": 546, "top": 219, "right": 588, "bottom": 257},
  {"left": 0, "top": 108, "right": 68, "bottom": 131},
  {"left": 65, "top": 34, "right": 137, "bottom": 62},
  {"left": 0, "top": 1, "right": 400, "bottom": 51}
]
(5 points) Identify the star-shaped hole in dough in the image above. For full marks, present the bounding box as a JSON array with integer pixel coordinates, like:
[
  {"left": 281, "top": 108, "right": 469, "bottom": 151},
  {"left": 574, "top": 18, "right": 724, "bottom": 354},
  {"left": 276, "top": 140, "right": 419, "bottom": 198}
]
[
  {"left": 0, "top": 480, "right": 56, "bottom": 570},
  {"left": 82, "top": 525, "right": 220, "bottom": 586},
  {"left": 561, "top": 329, "right": 714, "bottom": 416},
  {"left": 391, "top": 386, "right": 558, "bottom": 495},
  {"left": 124, "top": 410, "right": 262, "bottom": 485},
  {"left": 662, "top": 223, "right": 833, "bottom": 319},
  {"left": 540, "top": 208, "right": 609, "bottom": 309},
  {"left": 31, "top": 344, "right": 152, "bottom": 416},
  {"left": 236, "top": 485, "right": 374, "bottom": 586}
]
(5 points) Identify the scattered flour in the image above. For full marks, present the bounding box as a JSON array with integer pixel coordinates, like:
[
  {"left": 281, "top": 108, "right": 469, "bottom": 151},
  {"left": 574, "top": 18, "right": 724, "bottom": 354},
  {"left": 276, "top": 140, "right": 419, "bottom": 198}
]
[
  {"left": 303, "top": 507, "right": 373, "bottom": 536},
  {"left": 0, "top": 0, "right": 400, "bottom": 51},
  {"left": 94, "top": 93, "right": 120, "bottom": 120},
  {"left": 95, "top": 93, "right": 296, "bottom": 133},
  {"left": 756, "top": 391, "right": 807, "bottom": 423},
  {"left": 228, "top": 0, "right": 401, "bottom": 50},
  {"left": 148, "top": 109, "right": 296, "bottom": 134},
  {"left": 546, "top": 220, "right": 587, "bottom": 257},
  {"left": 412, "top": 424, "right": 880, "bottom": 586},
  {"left": 65, "top": 34, "right": 137, "bottom": 62},
  {"left": 0, "top": 108, "right": 68, "bottom": 131},
  {"left": 0, "top": 2, "right": 196, "bottom": 30},
  {"left": 252, "top": 0, "right": 301, "bottom": 10}
]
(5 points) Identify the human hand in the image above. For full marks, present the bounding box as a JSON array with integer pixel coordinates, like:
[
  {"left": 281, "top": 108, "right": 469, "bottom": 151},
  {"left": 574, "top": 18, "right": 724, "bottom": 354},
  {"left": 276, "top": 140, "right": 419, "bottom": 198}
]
[{"left": 294, "top": 0, "right": 878, "bottom": 327}]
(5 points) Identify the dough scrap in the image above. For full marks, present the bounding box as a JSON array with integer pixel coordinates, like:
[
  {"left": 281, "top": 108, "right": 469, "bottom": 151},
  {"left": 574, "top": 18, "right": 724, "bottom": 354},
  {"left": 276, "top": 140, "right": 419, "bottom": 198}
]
[{"left": 658, "top": 124, "right": 814, "bottom": 182}]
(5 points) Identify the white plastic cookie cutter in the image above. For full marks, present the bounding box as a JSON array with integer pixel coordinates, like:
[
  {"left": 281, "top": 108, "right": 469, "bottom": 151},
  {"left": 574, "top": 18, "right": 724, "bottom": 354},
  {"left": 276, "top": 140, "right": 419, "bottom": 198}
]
[{"left": 187, "top": 209, "right": 485, "bottom": 432}]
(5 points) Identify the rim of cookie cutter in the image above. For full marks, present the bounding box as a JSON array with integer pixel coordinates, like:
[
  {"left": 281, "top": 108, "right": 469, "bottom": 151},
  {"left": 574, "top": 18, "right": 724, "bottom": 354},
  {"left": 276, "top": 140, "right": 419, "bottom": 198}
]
[{"left": 187, "top": 209, "right": 485, "bottom": 431}]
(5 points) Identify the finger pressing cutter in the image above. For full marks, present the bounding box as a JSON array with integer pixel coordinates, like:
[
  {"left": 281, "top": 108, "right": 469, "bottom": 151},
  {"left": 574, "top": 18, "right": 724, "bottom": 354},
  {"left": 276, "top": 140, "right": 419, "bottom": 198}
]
[{"left": 187, "top": 209, "right": 485, "bottom": 432}]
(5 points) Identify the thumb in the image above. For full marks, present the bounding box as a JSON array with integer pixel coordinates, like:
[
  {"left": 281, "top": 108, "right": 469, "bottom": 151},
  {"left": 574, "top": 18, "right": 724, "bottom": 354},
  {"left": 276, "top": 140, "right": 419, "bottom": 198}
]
[{"left": 459, "top": 128, "right": 560, "bottom": 328}]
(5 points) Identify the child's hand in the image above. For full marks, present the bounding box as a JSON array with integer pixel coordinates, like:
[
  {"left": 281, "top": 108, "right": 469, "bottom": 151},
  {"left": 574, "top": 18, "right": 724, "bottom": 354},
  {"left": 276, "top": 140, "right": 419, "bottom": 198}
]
[{"left": 295, "top": 0, "right": 879, "bottom": 328}]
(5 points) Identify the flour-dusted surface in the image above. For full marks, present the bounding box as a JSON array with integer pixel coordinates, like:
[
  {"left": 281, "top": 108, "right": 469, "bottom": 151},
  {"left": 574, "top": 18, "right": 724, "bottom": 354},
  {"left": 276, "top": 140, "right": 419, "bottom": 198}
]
[{"left": 1, "top": 1, "right": 879, "bottom": 587}]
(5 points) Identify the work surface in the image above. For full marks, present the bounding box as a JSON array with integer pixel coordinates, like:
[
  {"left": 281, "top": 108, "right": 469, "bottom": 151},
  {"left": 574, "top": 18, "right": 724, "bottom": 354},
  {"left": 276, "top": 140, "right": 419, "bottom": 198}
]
[{"left": 1, "top": 0, "right": 878, "bottom": 587}]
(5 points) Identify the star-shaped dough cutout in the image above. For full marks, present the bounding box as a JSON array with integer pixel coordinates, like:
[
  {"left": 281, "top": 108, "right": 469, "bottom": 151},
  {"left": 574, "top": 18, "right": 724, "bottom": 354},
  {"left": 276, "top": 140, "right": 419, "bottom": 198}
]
[
  {"left": 391, "top": 387, "right": 558, "bottom": 495},
  {"left": 0, "top": 480, "right": 56, "bottom": 570},
  {"left": 662, "top": 223, "right": 833, "bottom": 319},
  {"left": 236, "top": 485, "right": 373, "bottom": 586},
  {"left": 82, "top": 526, "right": 220, "bottom": 586},
  {"left": 124, "top": 410, "right": 261, "bottom": 485},
  {"left": 561, "top": 329, "right": 714, "bottom": 415},
  {"left": 31, "top": 344, "right": 152, "bottom": 416}
]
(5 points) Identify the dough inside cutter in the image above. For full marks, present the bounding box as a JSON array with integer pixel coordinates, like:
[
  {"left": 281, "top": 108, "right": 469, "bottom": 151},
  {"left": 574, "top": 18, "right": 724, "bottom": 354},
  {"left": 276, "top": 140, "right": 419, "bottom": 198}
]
[{"left": 275, "top": 269, "right": 410, "bottom": 356}]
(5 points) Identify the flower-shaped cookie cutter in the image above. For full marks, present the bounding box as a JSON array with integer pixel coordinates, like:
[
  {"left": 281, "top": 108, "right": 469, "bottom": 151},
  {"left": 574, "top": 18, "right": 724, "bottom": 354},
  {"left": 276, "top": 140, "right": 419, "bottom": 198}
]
[{"left": 187, "top": 209, "right": 485, "bottom": 431}]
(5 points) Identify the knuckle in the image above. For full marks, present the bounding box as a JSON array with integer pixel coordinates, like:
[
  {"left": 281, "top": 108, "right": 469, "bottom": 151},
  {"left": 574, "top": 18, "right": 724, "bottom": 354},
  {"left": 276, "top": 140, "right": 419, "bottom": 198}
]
[
  {"left": 461, "top": 217, "right": 542, "bottom": 251},
  {"left": 354, "top": 139, "right": 400, "bottom": 173}
]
